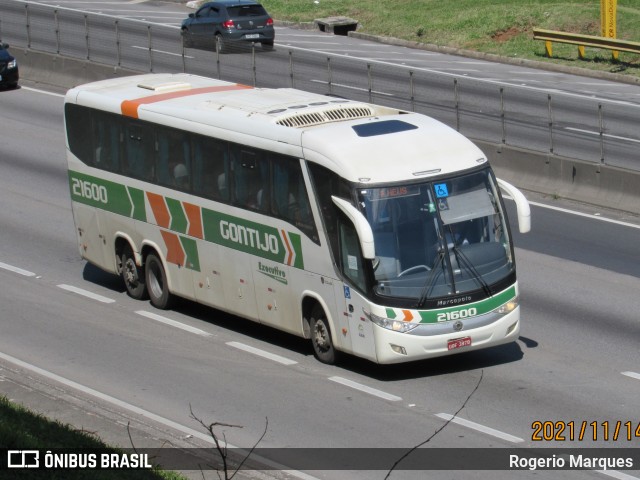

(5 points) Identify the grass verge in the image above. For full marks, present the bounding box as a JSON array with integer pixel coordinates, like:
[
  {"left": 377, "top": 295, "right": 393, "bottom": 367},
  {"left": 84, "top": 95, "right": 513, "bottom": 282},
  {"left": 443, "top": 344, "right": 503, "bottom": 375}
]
[
  {"left": 0, "top": 395, "right": 186, "bottom": 479},
  {"left": 263, "top": 0, "right": 640, "bottom": 78}
]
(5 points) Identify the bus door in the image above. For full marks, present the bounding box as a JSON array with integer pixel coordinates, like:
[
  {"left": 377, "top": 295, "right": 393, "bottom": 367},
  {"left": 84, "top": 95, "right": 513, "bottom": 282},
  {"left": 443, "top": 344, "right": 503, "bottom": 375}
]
[
  {"left": 219, "top": 245, "right": 259, "bottom": 320},
  {"left": 335, "top": 210, "right": 377, "bottom": 361}
]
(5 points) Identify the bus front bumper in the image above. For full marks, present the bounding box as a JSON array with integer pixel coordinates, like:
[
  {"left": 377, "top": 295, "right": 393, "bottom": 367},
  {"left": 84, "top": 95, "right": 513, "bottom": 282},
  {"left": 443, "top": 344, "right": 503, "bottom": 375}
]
[{"left": 372, "top": 307, "right": 520, "bottom": 364}]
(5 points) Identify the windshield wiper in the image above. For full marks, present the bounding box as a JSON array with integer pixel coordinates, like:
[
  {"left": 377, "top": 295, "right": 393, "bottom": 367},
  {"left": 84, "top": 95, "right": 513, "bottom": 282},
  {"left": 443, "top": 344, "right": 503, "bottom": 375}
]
[
  {"left": 452, "top": 246, "right": 493, "bottom": 297},
  {"left": 416, "top": 250, "right": 445, "bottom": 309}
]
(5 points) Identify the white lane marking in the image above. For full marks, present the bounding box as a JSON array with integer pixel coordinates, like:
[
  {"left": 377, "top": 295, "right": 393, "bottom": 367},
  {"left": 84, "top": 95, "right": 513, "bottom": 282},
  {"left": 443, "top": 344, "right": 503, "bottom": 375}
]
[
  {"left": 598, "top": 470, "right": 640, "bottom": 480},
  {"left": 564, "top": 127, "right": 640, "bottom": 144},
  {"left": 526, "top": 200, "right": 640, "bottom": 229},
  {"left": 622, "top": 371, "right": 640, "bottom": 381},
  {"left": 435, "top": 413, "right": 524, "bottom": 443},
  {"left": 19, "top": 86, "right": 65, "bottom": 98},
  {"left": 508, "top": 71, "right": 556, "bottom": 75},
  {"left": 57, "top": 284, "right": 116, "bottom": 304},
  {"left": 329, "top": 376, "right": 402, "bottom": 402},
  {"left": 226, "top": 341, "right": 297, "bottom": 365},
  {"left": 0, "top": 350, "right": 319, "bottom": 480},
  {"left": 310, "top": 79, "right": 394, "bottom": 97},
  {"left": 136, "top": 310, "right": 212, "bottom": 337},
  {"left": 131, "top": 45, "right": 194, "bottom": 58},
  {"left": 0, "top": 262, "right": 36, "bottom": 277}
]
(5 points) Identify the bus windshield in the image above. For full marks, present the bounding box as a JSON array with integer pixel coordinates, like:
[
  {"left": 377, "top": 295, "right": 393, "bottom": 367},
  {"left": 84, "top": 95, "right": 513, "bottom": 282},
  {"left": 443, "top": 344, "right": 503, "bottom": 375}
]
[{"left": 357, "top": 168, "right": 514, "bottom": 306}]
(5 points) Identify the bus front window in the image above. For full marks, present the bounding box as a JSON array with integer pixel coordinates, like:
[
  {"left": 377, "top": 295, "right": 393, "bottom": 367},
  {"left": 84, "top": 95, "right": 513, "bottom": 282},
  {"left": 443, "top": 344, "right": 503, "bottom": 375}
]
[{"left": 358, "top": 168, "right": 514, "bottom": 307}]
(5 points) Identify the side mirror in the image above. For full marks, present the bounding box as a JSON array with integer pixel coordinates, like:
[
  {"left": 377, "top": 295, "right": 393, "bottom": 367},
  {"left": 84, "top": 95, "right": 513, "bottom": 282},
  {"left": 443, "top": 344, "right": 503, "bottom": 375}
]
[
  {"left": 189, "top": 13, "right": 195, "bottom": 18},
  {"left": 497, "top": 178, "right": 531, "bottom": 233},
  {"left": 1, "top": 42, "right": 9, "bottom": 49},
  {"left": 331, "top": 196, "right": 375, "bottom": 259}
]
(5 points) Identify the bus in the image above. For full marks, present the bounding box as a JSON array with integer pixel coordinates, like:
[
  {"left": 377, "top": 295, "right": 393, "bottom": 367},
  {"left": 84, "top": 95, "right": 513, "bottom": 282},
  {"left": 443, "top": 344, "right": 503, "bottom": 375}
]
[{"left": 64, "top": 73, "right": 530, "bottom": 365}]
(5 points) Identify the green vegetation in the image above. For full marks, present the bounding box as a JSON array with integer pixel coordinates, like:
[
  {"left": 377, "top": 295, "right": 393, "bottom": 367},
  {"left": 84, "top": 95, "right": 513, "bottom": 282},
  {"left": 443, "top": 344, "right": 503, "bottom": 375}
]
[
  {"left": 0, "top": 395, "right": 185, "bottom": 480},
  {"left": 264, "top": 0, "right": 640, "bottom": 77}
]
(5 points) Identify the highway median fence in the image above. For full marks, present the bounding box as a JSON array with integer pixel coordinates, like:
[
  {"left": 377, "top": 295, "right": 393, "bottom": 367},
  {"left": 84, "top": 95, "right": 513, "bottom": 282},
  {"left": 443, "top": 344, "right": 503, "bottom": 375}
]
[{"left": 2, "top": 0, "right": 640, "bottom": 215}]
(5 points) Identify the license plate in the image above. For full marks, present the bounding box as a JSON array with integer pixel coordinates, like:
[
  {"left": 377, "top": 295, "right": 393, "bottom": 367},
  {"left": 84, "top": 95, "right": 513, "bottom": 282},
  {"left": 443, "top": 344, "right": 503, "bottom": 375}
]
[
  {"left": 448, "top": 336, "right": 472, "bottom": 351},
  {"left": 245, "top": 34, "right": 260, "bottom": 39}
]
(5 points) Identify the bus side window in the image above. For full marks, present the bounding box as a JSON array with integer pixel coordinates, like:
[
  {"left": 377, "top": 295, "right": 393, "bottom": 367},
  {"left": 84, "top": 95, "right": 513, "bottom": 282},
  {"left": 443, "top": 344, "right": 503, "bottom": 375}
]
[
  {"left": 231, "top": 146, "right": 269, "bottom": 212},
  {"left": 92, "top": 111, "right": 122, "bottom": 173},
  {"left": 156, "top": 127, "right": 191, "bottom": 190},
  {"left": 64, "top": 104, "right": 93, "bottom": 166},
  {"left": 123, "top": 122, "right": 154, "bottom": 181},
  {"left": 192, "top": 136, "right": 229, "bottom": 201},
  {"left": 272, "top": 156, "right": 317, "bottom": 241}
]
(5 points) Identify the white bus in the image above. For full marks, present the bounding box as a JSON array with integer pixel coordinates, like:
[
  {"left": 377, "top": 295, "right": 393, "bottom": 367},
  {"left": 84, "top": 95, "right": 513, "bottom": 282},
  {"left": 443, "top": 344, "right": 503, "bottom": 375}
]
[{"left": 64, "top": 73, "right": 530, "bottom": 364}]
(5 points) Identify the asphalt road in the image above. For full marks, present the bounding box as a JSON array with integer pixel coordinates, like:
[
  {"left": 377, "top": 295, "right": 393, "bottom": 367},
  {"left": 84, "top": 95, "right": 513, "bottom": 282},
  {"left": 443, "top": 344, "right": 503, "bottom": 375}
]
[{"left": 1, "top": 80, "right": 639, "bottom": 479}]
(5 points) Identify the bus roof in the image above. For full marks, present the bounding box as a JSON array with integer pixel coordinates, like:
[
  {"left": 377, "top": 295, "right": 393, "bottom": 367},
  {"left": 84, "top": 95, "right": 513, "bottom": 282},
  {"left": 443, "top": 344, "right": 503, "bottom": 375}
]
[{"left": 66, "top": 73, "right": 487, "bottom": 184}]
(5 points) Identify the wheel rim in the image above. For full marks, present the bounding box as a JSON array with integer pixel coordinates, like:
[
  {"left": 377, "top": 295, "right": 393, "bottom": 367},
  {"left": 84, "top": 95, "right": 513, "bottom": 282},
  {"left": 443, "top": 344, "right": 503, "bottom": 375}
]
[
  {"left": 313, "top": 320, "right": 330, "bottom": 352},
  {"left": 124, "top": 258, "right": 139, "bottom": 288},
  {"left": 148, "top": 261, "right": 164, "bottom": 300}
]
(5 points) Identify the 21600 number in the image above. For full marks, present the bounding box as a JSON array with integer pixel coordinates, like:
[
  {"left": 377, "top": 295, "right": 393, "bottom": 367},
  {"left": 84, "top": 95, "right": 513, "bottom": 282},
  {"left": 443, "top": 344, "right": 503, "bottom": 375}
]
[
  {"left": 72, "top": 178, "right": 108, "bottom": 204},
  {"left": 437, "top": 308, "right": 477, "bottom": 322}
]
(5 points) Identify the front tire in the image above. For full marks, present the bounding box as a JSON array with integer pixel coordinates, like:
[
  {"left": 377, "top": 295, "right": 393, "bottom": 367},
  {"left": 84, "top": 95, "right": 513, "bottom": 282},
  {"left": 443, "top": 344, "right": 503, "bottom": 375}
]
[
  {"left": 310, "top": 306, "right": 338, "bottom": 364},
  {"left": 120, "top": 244, "right": 148, "bottom": 300},
  {"left": 145, "top": 253, "right": 175, "bottom": 310}
]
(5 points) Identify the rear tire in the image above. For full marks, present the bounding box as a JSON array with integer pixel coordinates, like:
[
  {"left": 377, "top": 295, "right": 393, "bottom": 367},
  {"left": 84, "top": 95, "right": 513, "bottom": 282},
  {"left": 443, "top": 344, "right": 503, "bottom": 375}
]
[
  {"left": 262, "top": 41, "right": 274, "bottom": 51},
  {"left": 145, "top": 253, "right": 175, "bottom": 310},
  {"left": 310, "top": 306, "right": 338, "bottom": 364},
  {"left": 120, "top": 244, "right": 148, "bottom": 300}
]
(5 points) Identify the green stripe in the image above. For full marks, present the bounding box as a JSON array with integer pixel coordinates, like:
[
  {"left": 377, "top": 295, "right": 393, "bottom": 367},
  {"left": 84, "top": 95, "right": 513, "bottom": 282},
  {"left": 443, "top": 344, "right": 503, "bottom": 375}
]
[
  {"left": 69, "top": 170, "right": 305, "bottom": 270},
  {"left": 180, "top": 236, "right": 200, "bottom": 272},
  {"left": 166, "top": 198, "right": 187, "bottom": 233},
  {"left": 202, "top": 208, "right": 304, "bottom": 269},
  {"left": 385, "top": 285, "right": 516, "bottom": 324}
]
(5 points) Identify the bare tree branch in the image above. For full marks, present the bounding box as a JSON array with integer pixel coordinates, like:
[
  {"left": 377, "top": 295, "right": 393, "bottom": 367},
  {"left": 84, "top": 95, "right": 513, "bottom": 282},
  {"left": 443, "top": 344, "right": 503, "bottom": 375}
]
[
  {"left": 189, "top": 404, "right": 268, "bottom": 480},
  {"left": 229, "top": 417, "right": 269, "bottom": 479},
  {"left": 384, "top": 369, "right": 484, "bottom": 479}
]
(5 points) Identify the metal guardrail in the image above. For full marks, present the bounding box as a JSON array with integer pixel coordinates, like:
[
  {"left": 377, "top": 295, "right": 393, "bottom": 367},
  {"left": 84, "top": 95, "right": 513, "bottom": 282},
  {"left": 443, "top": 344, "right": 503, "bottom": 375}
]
[
  {"left": 533, "top": 28, "right": 640, "bottom": 59},
  {"left": 1, "top": 0, "right": 640, "bottom": 172}
]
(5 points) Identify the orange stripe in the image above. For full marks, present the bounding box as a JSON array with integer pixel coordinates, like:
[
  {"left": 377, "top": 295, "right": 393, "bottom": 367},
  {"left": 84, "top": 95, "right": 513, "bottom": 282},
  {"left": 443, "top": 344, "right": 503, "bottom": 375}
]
[
  {"left": 281, "top": 229, "right": 293, "bottom": 266},
  {"left": 183, "top": 202, "right": 203, "bottom": 239},
  {"left": 147, "top": 192, "right": 170, "bottom": 229},
  {"left": 161, "top": 230, "right": 185, "bottom": 267},
  {"left": 401, "top": 310, "right": 414, "bottom": 322},
  {"left": 121, "top": 84, "right": 252, "bottom": 118}
]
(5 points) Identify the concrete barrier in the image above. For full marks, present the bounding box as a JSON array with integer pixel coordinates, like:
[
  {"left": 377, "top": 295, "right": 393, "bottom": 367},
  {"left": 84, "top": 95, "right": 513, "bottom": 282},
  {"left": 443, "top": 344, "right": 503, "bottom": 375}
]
[
  {"left": 13, "top": 48, "right": 141, "bottom": 90},
  {"left": 478, "top": 140, "right": 640, "bottom": 215},
  {"left": 13, "top": 48, "right": 640, "bottom": 216}
]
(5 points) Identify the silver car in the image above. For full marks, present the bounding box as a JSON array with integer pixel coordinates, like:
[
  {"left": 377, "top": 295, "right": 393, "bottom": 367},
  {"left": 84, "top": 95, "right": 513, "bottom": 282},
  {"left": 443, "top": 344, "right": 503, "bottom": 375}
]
[{"left": 181, "top": 0, "right": 275, "bottom": 52}]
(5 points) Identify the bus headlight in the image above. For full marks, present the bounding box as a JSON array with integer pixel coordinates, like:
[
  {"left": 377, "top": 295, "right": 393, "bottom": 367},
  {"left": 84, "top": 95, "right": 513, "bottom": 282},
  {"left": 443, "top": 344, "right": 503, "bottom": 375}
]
[
  {"left": 493, "top": 296, "right": 519, "bottom": 315},
  {"left": 367, "top": 311, "right": 419, "bottom": 333}
]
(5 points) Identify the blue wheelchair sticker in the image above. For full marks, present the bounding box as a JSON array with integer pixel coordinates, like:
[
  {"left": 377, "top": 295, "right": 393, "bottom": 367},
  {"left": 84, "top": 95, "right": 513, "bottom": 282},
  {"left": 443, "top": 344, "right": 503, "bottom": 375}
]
[
  {"left": 434, "top": 183, "right": 449, "bottom": 198},
  {"left": 344, "top": 286, "right": 351, "bottom": 299}
]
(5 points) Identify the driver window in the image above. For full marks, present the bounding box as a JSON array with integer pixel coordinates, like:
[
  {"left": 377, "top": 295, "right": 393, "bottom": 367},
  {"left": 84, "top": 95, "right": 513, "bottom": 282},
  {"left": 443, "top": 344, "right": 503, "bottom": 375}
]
[{"left": 339, "top": 215, "right": 367, "bottom": 293}]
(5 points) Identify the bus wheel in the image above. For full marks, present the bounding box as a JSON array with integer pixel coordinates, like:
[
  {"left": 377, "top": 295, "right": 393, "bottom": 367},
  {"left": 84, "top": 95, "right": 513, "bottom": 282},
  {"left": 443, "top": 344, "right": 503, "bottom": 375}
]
[
  {"left": 120, "top": 245, "right": 148, "bottom": 300},
  {"left": 145, "top": 253, "right": 175, "bottom": 310},
  {"left": 310, "top": 306, "right": 338, "bottom": 364}
]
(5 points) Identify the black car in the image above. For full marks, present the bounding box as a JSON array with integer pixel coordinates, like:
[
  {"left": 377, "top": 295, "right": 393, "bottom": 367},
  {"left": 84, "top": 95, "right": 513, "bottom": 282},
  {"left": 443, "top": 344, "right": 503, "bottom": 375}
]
[
  {"left": 181, "top": 0, "right": 275, "bottom": 52},
  {"left": 0, "top": 43, "right": 19, "bottom": 89}
]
